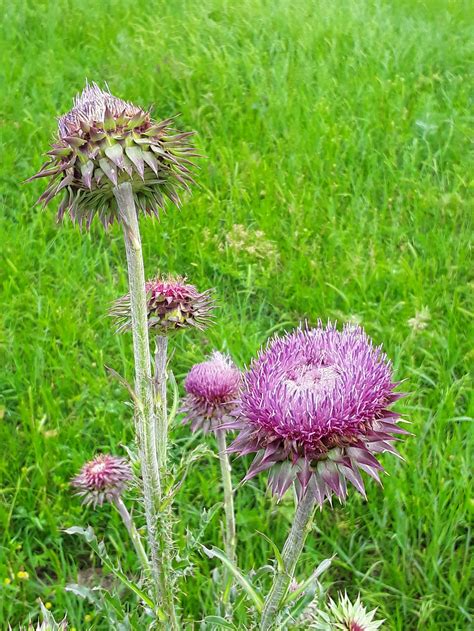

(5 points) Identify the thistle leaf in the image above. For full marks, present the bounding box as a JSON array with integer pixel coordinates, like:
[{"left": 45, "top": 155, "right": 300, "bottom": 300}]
[
  {"left": 202, "top": 616, "right": 237, "bottom": 629},
  {"left": 283, "top": 556, "right": 334, "bottom": 606},
  {"left": 64, "top": 526, "right": 155, "bottom": 610},
  {"left": 202, "top": 545, "right": 264, "bottom": 612},
  {"left": 255, "top": 530, "right": 285, "bottom": 572}
]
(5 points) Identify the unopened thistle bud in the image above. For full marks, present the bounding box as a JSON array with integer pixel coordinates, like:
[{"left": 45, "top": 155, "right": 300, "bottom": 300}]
[
  {"left": 182, "top": 351, "right": 241, "bottom": 432},
  {"left": 28, "top": 82, "right": 199, "bottom": 228},
  {"left": 110, "top": 275, "right": 215, "bottom": 334},
  {"left": 71, "top": 454, "right": 132, "bottom": 507}
]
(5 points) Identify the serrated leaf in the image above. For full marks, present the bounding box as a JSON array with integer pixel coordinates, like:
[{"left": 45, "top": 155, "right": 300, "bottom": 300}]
[
  {"left": 65, "top": 583, "right": 101, "bottom": 604},
  {"left": 64, "top": 525, "right": 96, "bottom": 542},
  {"left": 202, "top": 615, "right": 236, "bottom": 629},
  {"left": 202, "top": 545, "right": 264, "bottom": 612},
  {"left": 65, "top": 525, "right": 155, "bottom": 610}
]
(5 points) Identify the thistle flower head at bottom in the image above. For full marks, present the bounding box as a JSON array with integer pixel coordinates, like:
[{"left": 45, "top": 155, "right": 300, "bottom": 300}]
[
  {"left": 226, "top": 322, "right": 409, "bottom": 505},
  {"left": 308, "top": 592, "right": 384, "bottom": 630},
  {"left": 71, "top": 454, "right": 132, "bottom": 507}
]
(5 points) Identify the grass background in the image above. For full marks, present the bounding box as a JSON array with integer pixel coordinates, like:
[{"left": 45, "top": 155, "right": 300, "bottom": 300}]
[{"left": 0, "top": 0, "right": 472, "bottom": 628}]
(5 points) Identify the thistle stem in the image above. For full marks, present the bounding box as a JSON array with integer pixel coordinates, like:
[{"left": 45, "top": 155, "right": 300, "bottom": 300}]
[
  {"left": 113, "top": 497, "right": 150, "bottom": 574},
  {"left": 216, "top": 427, "right": 236, "bottom": 616},
  {"left": 153, "top": 335, "right": 168, "bottom": 469},
  {"left": 114, "top": 183, "right": 179, "bottom": 629},
  {"left": 152, "top": 335, "right": 179, "bottom": 627},
  {"left": 260, "top": 483, "right": 317, "bottom": 630}
]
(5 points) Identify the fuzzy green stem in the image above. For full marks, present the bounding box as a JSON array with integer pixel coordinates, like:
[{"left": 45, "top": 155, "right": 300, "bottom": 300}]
[
  {"left": 216, "top": 427, "right": 236, "bottom": 616},
  {"left": 153, "top": 335, "right": 168, "bottom": 469},
  {"left": 260, "top": 484, "right": 317, "bottom": 630},
  {"left": 114, "top": 183, "right": 179, "bottom": 629},
  {"left": 113, "top": 497, "right": 150, "bottom": 574},
  {"left": 152, "top": 335, "right": 179, "bottom": 628}
]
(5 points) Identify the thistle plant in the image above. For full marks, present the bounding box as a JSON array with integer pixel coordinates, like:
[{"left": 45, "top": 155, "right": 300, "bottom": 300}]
[
  {"left": 182, "top": 352, "right": 241, "bottom": 614},
  {"left": 29, "top": 83, "right": 409, "bottom": 629},
  {"left": 29, "top": 82, "right": 199, "bottom": 628},
  {"left": 225, "top": 322, "right": 407, "bottom": 629}
]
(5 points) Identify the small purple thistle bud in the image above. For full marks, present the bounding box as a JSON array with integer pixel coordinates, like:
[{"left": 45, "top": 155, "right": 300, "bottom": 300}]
[
  {"left": 182, "top": 351, "right": 241, "bottom": 432},
  {"left": 227, "top": 322, "right": 409, "bottom": 505},
  {"left": 110, "top": 275, "right": 215, "bottom": 334},
  {"left": 28, "top": 82, "right": 199, "bottom": 228},
  {"left": 71, "top": 454, "right": 132, "bottom": 507}
]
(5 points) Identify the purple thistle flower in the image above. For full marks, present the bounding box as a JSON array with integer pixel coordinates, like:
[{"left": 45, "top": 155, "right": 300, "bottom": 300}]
[
  {"left": 226, "top": 323, "right": 408, "bottom": 505},
  {"left": 110, "top": 275, "right": 215, "bottom": 334},
  {"left": 71, "top": 454, "right": 132, "bottom": 507},
  {"left": 182, "top": 351, "right": 241, "bottom": 432},
  {"left": 28, "top": 82, "right": 199, "bottom": 228}
]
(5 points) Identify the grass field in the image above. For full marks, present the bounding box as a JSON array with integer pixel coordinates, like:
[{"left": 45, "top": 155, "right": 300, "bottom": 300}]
[{"left": 1, "top": 0, "right": 473, "bottom": 628}]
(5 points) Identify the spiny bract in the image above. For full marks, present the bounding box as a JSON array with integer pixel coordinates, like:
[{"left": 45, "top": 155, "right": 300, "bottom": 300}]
[
  {"left": 182, "top": 351, "right": 241, "bottom": 433},
  {"left": 29, "top": 83, "right": 198, "bottom": 228},
  {"left": 110, "top": 275, "right": 215, "bottom": 334},
  {"left": 226, "top": 322, "right": 409, "bottom": 505}
]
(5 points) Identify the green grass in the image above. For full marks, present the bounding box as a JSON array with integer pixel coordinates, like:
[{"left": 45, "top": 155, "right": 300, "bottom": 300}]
[{"left": 1, "top": 0, "right": 473, "bottom": 628}]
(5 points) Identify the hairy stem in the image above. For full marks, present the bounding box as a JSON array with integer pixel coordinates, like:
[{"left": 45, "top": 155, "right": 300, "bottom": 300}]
[
  {"left": 153, "top": 335, "right": 168, "bottom": 469},
  {"left": 260, "top": 484, "right": 317, "bottom": 630},
  {"left": 114, "top": 183, "right": 179, "bottom": 629},
  {"left": 152, "top": 335, "right": 178, "bottom": 625},
  {"left": 216, "top": 427, "right": 236, "bottom": 616},
  {"left": 113, "top": 497, "right": 150, "bottom": 574}
]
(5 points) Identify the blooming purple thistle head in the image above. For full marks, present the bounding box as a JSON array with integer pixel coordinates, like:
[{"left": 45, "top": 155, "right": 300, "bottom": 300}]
[
  {"left": 71, "top": 454, "right": 132, "bottom": 507},
  {"left": 28, "top": 82, "right": 199, "bottom": 228},
  {"left": 226, "top": 323, "right": 408, "bottom": 505},
  {"left": 182, "top": 351, "right": 241, "bottom": 432},
  {"left": 110, "top": 275, "right": 215, "bottom": 334}
]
